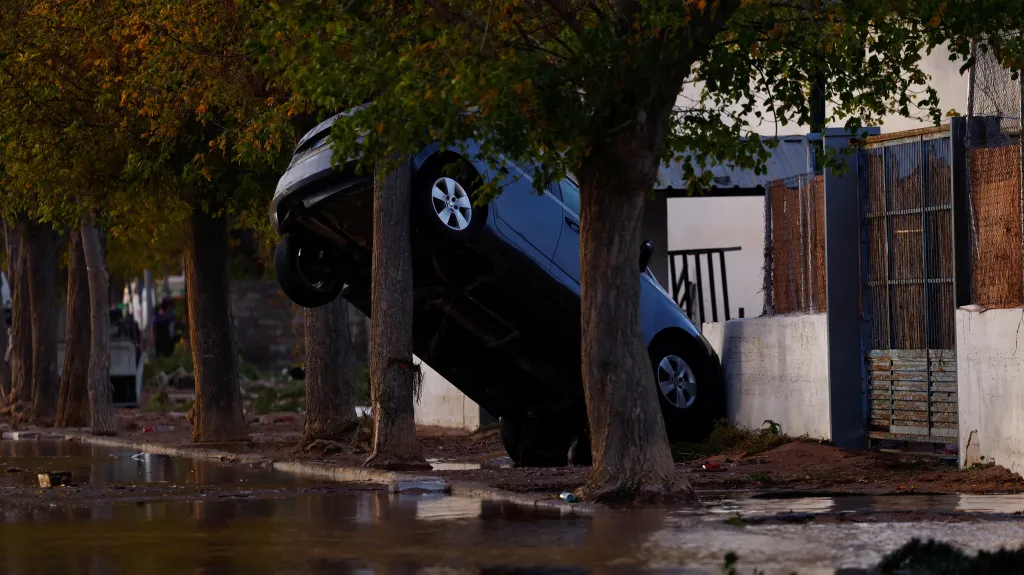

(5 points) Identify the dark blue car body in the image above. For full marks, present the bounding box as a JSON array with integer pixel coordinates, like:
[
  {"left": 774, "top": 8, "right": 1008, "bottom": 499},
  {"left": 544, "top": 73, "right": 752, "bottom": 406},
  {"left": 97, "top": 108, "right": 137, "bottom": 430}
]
[{"left": 271, "top": 113, "right": 722, "bottom": 458}]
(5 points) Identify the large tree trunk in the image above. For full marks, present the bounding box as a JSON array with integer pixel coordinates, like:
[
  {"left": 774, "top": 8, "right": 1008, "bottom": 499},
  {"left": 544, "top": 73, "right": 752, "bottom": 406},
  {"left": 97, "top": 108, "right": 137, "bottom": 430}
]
[
  {"left": 55, "top": 230, "right": 91, "bottom": 427},
  {"left": 26, "top": 220, "right": 60, "bottom": 425},
  {"left": 576, "top": 109, "right": 690, "bottom": 502},
  {"left": 184, "top": 206, "right": 247, "bottom": 443},
  {"left": 7, "top": 218, "right": 32, "bottom": 413},
  {"left": 81, "top": 222, "right": 116, "bottom": 436},
  {"left": 364, "top": 154, "right": 427, "bottom": 470},
  {"left": 301, "top": 296, "right": 358, "bottom": 445}
]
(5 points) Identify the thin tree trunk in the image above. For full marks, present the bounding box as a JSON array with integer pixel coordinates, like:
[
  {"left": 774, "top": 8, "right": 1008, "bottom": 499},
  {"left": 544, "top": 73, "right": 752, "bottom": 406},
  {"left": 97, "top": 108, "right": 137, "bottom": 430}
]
[
  {"left": 81, "top": 222, "right": 116, "bottom": 436},
  {"left": 364, "top": 153, "right": 427, "bottom": 470},
  {"left": 24, "top": 220, "right": 61, "bottom": 425},
  {"left": 184, "top": 206, "right": 247, "bottom": 443},
  {"left": 0, "top": 223, "right": 10, "bottom": 405},
  {"left": 7, "top": 218, "right": 32, "bottom": 413},
  {"left": 56, "top": 230, "right": 91, "bottom": 427},
  {"left": 577, "top": 115, "right": 691, "bottom": 502},
  {"left": 301, "top": 296, "right": 358, "bottom": 445}
]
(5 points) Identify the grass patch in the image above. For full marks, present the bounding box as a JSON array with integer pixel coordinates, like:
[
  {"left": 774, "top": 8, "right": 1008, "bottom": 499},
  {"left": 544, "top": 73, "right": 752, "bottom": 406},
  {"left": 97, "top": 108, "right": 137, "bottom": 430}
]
[
  {"left": 145, "top": 389, "right": 173, "bottom": 413},
  {"left": 252, "top": 382, "right": 306, "bottom": 415},
  {"left": 672, "top": 420, "right": 793, "bottom": 462}
]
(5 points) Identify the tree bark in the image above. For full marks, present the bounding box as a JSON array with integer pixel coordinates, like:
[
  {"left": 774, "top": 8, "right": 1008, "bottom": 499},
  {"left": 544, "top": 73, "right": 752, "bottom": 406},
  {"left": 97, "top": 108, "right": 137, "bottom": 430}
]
[
  {"left": 301, "top": 296, "right": 359, "bottom": 445},
  {"left": 26, "top": 220, "right": 61, "bottom": 425},
  {"left": 55, "top": 230, "right": 91, "bottom": 427},
  {"left": 576, "top": 108, "right": 691, "bottom": 502},
  {"left": 364, "top": 153, "right": 427, "bottom": 470},
  {"left": 81, "top": 222, "right": 116, "bottom": 436},
  {"left": 184, "top": 206, "right": 248, "bottom": 443},
  {"left": 7, "top": 218, "right": 32, "bottom": 413}
]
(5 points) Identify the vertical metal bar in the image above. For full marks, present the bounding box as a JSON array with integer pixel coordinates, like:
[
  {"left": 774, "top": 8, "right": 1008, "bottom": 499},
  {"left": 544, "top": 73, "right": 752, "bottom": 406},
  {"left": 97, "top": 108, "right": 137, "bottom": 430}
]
[
  {"left": 1019, "top": 68, "right": 1024, "bottom": 305},
  {"left": 682, "top": 255, "right": 692, "bottom": 319},
  {"left": 883, "top": 148, "right": 896, "bottom": 350},
  {"left": 695, "top": 254, "right": 706, "bottom": 324},
  {"left": 920, "top": 137, "right": 933, "bottom": 436},
  {"left": 883, "top": 147, "right": 897, "bottom": 432},
  {"left": 951, "top": 117, "right": 971, "bottom": 308},
  {"left": 707, "top": 252, "right": 718, "bottom": 322},
  {"left": 798, "top": 176, "right": 808, "bottom": 311},
  {"left": 719, "top": 250, "right": 731, "bottom": 321},
  {"left": 763, "top": 184, "right": 774, "bottom": 316},
  {"left": 669, "top": 254, "right": 681, "bottom": 305}
]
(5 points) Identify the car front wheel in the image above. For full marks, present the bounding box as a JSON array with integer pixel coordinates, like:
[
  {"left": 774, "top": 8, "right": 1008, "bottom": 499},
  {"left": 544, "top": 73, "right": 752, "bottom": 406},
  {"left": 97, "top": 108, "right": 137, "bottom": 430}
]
[
  {"left": 274, "top": 235, "right": 345, "bottom": 308},
  {"left": 648, "top": 336, "right": 722, "bottom": 442}
]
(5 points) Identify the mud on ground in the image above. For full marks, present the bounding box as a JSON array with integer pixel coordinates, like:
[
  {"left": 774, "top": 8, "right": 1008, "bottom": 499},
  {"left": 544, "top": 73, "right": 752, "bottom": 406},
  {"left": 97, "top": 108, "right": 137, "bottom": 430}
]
[{"left": 4, "top": 408, "right": 1023, "bottom": 500}]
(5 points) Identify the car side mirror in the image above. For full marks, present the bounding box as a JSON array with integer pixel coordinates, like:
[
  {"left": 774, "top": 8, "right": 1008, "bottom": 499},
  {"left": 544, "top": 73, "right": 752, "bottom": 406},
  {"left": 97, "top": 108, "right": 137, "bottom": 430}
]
[{"left": 639, "top": 240, "right": 654, "bottom": 272}]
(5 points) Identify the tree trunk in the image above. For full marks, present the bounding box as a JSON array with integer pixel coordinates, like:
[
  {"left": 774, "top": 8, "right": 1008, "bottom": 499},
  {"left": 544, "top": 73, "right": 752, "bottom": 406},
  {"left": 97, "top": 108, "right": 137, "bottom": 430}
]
[
  {"left": 55, "top": 230, "right": 91, "bottom": 427},
  {"left": 301, "top": 296, "right": 358, "bottom": 445},
  {"left": 576, "top": 115, "right": 691, "bottom": 502},
  {"left": 184, "top": 206, "right": 248, "bottom": 443},
  {"left": 7, "top": 218, "right": 32, "bottom": 413},
  {"left": 81, "top": 222, "right": 116, "bottom": 436},
  {"left": 26, "top": 220, "right": 60, "bottom": 425},
  {"left": 364, "top": 153, "right": 427, "bottom": 470}
]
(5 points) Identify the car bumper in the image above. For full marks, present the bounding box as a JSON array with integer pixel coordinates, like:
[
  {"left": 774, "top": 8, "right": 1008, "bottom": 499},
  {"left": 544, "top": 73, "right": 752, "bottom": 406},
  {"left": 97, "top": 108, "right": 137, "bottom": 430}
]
[{"left": 271, "top": 145, "right": 338, "bottom": 235}]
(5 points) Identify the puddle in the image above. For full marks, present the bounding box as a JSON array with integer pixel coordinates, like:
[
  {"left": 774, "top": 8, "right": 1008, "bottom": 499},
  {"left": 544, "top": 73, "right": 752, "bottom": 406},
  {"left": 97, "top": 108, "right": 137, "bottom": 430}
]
[
  {"left": 699, "top": 493, "right": 1024, "bottom": 518},
  {"left": 4, "top": 441, "right": 1024, "bottom": 574},
  {"left": 0, "top": 440, "right": 313, "bottom": 490},
  {"left": 428, "top": 459, "right": 482, "bottom": 471}
]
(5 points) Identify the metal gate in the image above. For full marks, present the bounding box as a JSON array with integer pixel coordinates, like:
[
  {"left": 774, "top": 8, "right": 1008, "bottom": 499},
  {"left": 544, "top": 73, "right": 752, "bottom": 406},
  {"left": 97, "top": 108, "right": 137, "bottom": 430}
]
[{"left": 860, "top": 127, "right": 958, "bottom": 446}]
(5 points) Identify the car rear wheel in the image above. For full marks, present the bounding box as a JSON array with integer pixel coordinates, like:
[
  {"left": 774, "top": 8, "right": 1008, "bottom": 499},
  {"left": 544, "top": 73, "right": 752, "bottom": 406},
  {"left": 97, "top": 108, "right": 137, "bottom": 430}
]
[
  {"left": 414, "top": 162, "right": 487, "bottom": 241},
  {"left": 499, "top": 413, "right": 575, "bottom": 467},
  {"left": 274, "top": 235, "right": 345, "bottom": 308},
  {"left": 648, "top": 336, "right": 722, "bottom": 442}
]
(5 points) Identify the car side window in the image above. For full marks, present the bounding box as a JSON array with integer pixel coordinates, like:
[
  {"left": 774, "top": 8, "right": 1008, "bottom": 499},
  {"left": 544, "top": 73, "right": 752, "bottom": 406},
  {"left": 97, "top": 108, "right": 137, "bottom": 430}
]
[{"left": 559, "top": 179, "right": 580, "bottom": 216}]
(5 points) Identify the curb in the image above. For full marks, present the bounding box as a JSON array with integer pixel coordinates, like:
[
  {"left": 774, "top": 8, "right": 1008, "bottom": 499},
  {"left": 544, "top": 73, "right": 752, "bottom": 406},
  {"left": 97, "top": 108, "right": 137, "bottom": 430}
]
[{"left": 55, "top": 432, "right": 599, "bottom": 514}]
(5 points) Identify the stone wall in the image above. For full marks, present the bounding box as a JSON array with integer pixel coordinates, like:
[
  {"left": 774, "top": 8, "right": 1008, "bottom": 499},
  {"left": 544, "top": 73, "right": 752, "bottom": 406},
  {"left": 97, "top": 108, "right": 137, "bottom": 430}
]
[{"left": 230, "top": 281, "right": 303, "bottom": 370}]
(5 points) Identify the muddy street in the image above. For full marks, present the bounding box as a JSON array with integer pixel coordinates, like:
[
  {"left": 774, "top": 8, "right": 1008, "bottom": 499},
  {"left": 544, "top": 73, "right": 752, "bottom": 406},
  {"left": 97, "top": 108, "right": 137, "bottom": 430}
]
[{"left": 5, "top": 441, "right": 1024, "bottom": 574}]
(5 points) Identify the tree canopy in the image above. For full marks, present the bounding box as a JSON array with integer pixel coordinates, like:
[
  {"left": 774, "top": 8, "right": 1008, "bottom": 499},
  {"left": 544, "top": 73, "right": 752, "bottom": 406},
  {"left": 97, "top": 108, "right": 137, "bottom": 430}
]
[{"left": 255, "top": 0, "right": 1024, "bottom": 190}]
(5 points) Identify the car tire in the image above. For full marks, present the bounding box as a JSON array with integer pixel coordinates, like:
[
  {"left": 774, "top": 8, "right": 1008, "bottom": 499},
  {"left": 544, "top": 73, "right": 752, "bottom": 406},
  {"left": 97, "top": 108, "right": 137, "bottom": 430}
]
[
  {"left": 499, "top": 413, "right": 574, "bottom": 468},
  {"left": 413, "top": 161, "right": 488, "bottom": 241},
  {"left": 648, "top": 336, "right": 723, "bottom": 442},
  {"left": 274, "top": 235, "right": 345, "bottom": 309}
]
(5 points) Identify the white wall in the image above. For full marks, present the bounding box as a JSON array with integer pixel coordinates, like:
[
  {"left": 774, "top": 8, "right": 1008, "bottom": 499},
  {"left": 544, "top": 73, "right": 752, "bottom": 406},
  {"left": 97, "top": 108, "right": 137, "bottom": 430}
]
[
  {"left": 956, "top": 307, "right": 1024, "bottom": 474},
  {"left": 668, "top": 196, "right": 765, "bottom": 320},
  {"left": 413, "top": 355, "right": 482, "bottom": 431},
  {"left": 703, "top": 314, "right": 832, "bottom": 439}
]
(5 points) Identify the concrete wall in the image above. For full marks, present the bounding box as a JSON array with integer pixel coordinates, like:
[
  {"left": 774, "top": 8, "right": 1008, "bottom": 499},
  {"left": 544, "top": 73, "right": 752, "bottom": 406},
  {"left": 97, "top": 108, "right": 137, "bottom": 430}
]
[
  {"left": 956, "top": 307, "right": 1024, "bottom": 474},
  {"left": 703, "top": 314, "right": 832, "bottom": 439},
  {"left": 413, "top": 355, "right": 483, "bottom": 431}
]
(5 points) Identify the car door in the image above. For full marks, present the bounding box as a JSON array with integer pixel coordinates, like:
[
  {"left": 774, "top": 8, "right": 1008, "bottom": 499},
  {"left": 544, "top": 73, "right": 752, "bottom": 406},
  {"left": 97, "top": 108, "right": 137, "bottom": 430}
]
[
  {"left": 551, "top": 178, "right": 581, "bottom": 289},
  {"left": 491, "top": 158, "right": 563, "bottom": 266}
]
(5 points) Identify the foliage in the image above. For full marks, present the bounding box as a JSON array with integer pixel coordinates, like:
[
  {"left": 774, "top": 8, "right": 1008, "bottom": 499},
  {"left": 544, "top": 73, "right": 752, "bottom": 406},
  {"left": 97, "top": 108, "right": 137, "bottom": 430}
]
[
  {"left": 252, "top": 0, "right": 1024, "bottom": 196},
  {"left": 145, "top": 389, "right": 173, "bottom": 412},
  {"left": 878, "top": 539, "right": 1024, "bottom": 574},
  {"left": 0, "top": 0, "right": 309, "bottom": 254},
  {"left": 252, "top": 381, "right": 305, "bottom": 415},
  {"left": 671, "top": 421, "right": 794, "bottom": 462}
]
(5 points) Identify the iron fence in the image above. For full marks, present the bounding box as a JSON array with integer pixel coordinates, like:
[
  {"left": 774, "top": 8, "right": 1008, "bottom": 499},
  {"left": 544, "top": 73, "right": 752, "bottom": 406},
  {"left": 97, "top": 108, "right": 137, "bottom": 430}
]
[{"left": 763, "top": 172, "right": 827, "bottom": 315}]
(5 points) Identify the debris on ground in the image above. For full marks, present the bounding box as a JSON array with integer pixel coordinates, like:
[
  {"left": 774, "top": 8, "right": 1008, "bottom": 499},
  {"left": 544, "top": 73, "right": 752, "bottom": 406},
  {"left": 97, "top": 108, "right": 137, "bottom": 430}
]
[
  {"left": 5, "top": 467, "right": 22, "bottom": 473},
  {"left": 38, "top": 472, "right": 73, "bottom": 488}
]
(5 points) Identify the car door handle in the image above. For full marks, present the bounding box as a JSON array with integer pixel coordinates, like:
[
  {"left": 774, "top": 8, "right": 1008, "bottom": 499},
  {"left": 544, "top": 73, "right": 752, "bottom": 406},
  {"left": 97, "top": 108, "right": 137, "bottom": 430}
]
[{"left": 565, "top": 217, "right": 579, "bottom": 233}]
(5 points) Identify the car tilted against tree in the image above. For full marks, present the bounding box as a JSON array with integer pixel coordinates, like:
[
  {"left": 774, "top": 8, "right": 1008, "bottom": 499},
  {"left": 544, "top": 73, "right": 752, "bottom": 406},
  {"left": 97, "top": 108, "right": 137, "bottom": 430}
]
[{"left": 271, "top": 112, "right": 725, "bottom": 466}]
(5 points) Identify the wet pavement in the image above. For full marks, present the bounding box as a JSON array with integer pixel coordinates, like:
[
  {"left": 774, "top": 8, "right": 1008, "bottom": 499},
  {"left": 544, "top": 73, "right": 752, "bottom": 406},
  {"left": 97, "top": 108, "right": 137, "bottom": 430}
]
[{"left": 4, "top": 441, "right": 1024, "bottom": 574}]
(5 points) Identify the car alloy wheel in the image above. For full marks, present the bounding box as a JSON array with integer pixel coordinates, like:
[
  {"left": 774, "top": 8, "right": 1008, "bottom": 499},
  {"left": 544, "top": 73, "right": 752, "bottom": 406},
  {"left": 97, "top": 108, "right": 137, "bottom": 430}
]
[
  {"left": 656, "top": 354, "right": 698, "bottom": 409},
  {"left": 430, "top": 176, "right": 473, "bottom": 231}
]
